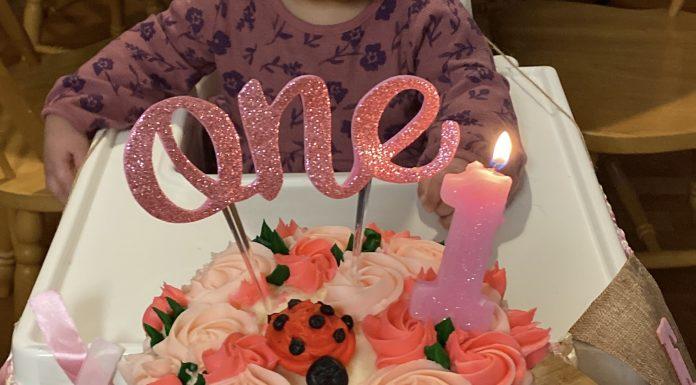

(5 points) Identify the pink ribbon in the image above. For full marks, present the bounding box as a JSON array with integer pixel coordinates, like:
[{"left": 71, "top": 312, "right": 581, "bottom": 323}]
[
  {"left": 28, "top": 291, "right": 124, "bottom": 385},
  {"left": 0, "top": 354, "right": 13, "bottom": 384}
]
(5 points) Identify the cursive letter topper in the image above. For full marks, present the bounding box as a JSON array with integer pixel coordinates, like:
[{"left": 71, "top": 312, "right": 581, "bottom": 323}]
[{"left": 124, "top": 75, "right": 460, "bottom": 223}]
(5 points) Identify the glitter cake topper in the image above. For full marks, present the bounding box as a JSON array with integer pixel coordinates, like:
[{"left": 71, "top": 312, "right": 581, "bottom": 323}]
[{"left": 124, "top": 75, "right": 460, "bottom": 223}]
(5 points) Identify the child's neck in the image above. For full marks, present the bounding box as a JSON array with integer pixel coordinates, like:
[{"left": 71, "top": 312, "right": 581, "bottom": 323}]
[{"left": 281, "top": 0, "right": 373, "bottom": 25}]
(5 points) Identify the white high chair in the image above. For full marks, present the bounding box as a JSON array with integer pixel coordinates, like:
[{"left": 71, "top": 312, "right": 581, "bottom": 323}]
[{"left": 10, "top": 2, "right": 629, "bottom": 384}]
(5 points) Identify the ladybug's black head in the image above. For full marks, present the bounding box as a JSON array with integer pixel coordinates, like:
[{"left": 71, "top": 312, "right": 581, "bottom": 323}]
[{"left": 306, "top": 356, "right": 349, "bottom": 385}]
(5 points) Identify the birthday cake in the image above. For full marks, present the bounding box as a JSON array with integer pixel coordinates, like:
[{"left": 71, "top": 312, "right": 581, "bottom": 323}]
[
  {"left": 117, "top": 74, "right": 548, "bottom": 385},
  {"left": 119, "top": 220, "right": 550, "bottom": 385}
]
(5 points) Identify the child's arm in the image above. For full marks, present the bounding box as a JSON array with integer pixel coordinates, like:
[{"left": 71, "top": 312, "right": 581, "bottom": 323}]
[
  {"left": 410, "top": 0, "right": 527, "bottom": 226},
  {"left": 42, "top": 0, "right": 223, "bottom": 201}
]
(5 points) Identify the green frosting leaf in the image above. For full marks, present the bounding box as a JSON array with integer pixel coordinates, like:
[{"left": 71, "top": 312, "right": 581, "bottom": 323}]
[
  {"left": 435, "top": 318, "right": 455, "bottom": 346},
  {"left": 166, "top": 297, "right": 187, "bottom": 319},
  {"left": 362, "top": 228, "right": 381, "bottom": 252},
  {"left": 424, "top": 342, "right": 451, "bottom": 370},
  {"left": 346, "top": 229, "right": 382, "bottom": 252},
  {"left": 178, "top": 362, "right": 205, "bottom": 385},
  {"left": 331, "top": 244, "right": 344, "bottom": 266},
  {"left": 346, "top": 234, "right": 354, "bottom": 251},
  {"left": 266, "top": 264, "right": 290, "bottom": 286},
  {"left": 153, "top": 308, "right": 174, "bottom": 335},
  {"left": 253, "top": 221, "right": 290, "bottom": 255},
  {"left": 143, "top": 323, "right": 164, "bottom": 347}
]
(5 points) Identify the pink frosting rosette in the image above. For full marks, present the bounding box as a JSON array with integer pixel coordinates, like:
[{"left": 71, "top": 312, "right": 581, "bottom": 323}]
[
  {"left": 482, "top": 264, "right": 507, "bottom": 305},
  {"left": 275, "top": 237, "right": 339, "bottom": 293},
  {"left": 301, "top": 226, "right": 352, "bottom": 250},
  {"left": 362, "top": 359, "right": 471, "bottom": 385},
  {"left": 324, "top": 252, "right": 408, "bottom": 320},
  {"left": 276, "top": 219, "right": 304, "bottom": 248},
  {"left": 367, "top": 223, "right": 419, "bottom": 245},
  {"left": 206, "top": 364, "right": 290, "bottom": 385},
  {"left": 446, "top": 330, "right": 532, "bottom": 385},
  {"left": 185, "top": 243, "right": 276, "bottom": 305},
  {"left": 119, "top": 353, "right": 179, "bottom": 385},
  {"left": 507, "top": 309, "right": 550, "bottom": 368},
  {"left": 153, "top": 303, "right": 259, "bottom": 367},
  {"left": 143, "top": 284, "right": 188, "bottom": 332},
  {"left": 362, "top": 294, "right": 436, "bottom": 368},
  {"left": 203, "top": 333, "right": 279, "bottom": 383}
]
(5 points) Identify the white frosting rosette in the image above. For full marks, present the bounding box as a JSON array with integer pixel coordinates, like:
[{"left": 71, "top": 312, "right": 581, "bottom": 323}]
[
  {"left": 382, "top": 238, "right": 444, "bottom": 276},
  {"left": 324, "top": 252, "right": 409, "bottom": 320},
  {"left": 184, "top": 243, "right": 276, "bottom": 304},
  {"left": 208, "top": 364, "right": 290, "bottom": 385},
  {"left": 301, "top": 226, "right": 352, "bottom": 250},
  {"left": 118, "top": 353, "right": 178, "bottom": 385},
  {"left": 361, "top": 359, "right": 471, "bottom": 385},
  {"left": 153, "top": 303, "right": 259, "bottom": 366}
]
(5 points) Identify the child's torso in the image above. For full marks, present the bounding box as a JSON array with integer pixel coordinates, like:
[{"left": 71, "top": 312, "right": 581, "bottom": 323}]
[{"left": 197, "top": 0, "right": 426, "bottom": 172}]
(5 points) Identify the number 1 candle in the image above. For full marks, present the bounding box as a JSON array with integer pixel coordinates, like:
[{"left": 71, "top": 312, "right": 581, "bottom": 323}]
[{"left": 409, "top": 132, "right": 513, "bottom": 331}]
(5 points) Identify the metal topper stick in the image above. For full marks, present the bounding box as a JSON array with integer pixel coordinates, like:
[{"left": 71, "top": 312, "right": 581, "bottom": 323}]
[
  {"left": 352, "top": 181, "right": 372, "bottom": 262},
  {"left": 222, "top": 204, "right": 271, "bottom": 311}
]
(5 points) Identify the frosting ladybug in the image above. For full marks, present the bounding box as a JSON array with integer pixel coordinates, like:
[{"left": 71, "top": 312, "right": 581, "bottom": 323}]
[{"left": 265, "top": 300, "right": 356, "bottom": 376}]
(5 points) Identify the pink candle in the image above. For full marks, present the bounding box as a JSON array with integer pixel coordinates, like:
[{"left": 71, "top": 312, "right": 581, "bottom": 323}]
[{"left": 410, "top": 132, "right": 513, "bottom": 331}]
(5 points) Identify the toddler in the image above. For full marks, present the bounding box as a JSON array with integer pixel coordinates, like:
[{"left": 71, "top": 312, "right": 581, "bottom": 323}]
[{"left": 42, "top": 0, "right": 526, "bottom": 227}]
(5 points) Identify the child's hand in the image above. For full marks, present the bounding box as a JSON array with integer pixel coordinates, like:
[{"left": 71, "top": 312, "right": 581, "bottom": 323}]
[
  {"left": 417, "top": 158, "right": 469, "bottom": 229},
  {"left": 44, "top": 115, "right": 90, "bottom": 203}
]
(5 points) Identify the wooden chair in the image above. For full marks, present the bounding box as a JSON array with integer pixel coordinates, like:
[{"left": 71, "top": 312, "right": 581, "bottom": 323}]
[
  {"left": 489, "top": 1, "right": 696, "bottom": 268},
  {"left": 22, "top": 0, "right": 124, "bottom": 53},
  {"left": 0, "top": 0, "right": 104, "bottom": 315}
]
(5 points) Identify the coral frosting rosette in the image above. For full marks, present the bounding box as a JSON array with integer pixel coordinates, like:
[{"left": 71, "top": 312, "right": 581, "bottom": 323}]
[{"left": 121, "top": 220, "right": 549, "bottom": 385}]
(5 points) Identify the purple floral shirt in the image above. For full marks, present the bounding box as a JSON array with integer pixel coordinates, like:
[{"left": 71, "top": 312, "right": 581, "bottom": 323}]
[{"left": 43, "top": 0, "right": 525, "bottom": 177}]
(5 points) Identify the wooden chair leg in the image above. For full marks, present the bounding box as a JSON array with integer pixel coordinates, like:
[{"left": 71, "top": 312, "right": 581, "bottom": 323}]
[
  {"left": 690, "top": 151, "right": 696, "bottom": 223},
  {"left": 0, "top": 208, "right": 13, "bottom": 298},
  {"left": 669, "top": 0, "right": 685, "bottom": 17},
  {"left": 22, "top": 0, "right": 42, "bottom": 48},
  {"left": 145, "top": 0, "right": 165, "bottom": 15},
  {"left": 605, "top": 158, "right": 661, "bottom": 252},
  {"left": 0, "top": 0, "right": 39, "bottom": 65},
  {"left": 107, "top": 0, "right": 124, "bottom": 37},
  {"left": 13, "top": 210, "right": 45, "bottom": 318}
]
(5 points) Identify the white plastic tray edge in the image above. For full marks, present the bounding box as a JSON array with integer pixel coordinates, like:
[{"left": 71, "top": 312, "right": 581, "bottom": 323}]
[
  {"left": 12, "top": 130, "right": 118, "bottom": 365},
  {"left": 502, "top": 66, "right": 626, "bottom": 279}
]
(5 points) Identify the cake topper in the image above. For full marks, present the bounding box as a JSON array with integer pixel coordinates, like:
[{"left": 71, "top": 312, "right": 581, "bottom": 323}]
[
  {"left": 123, "top": 75, "right": 459, "bottom": 223},
  {"left": 123, "top": 74, "right": 460, "bottom": 313}
]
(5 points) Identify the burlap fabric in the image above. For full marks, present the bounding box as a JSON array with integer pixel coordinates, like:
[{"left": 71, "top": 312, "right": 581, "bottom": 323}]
[{"left": 570, "top": 253, "right": 695, "bottom": 385}]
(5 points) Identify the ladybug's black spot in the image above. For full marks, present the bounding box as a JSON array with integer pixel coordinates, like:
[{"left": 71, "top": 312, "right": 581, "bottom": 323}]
[
  {"left": 320, "top": 304, "right": 335, "bottom": 316},
  {"left": 333, "top": 328, "right": 346, "bottom": 343},
  {"left": 306, "top": 356, "right": 348, "bottom": 385},
  {"left": 288, "top": 299, "right": 301, "bottom": 309},
  {"left": 273, "top": 314, "right": 289, "bottom": 331},
  {"left": 309, "top": 314, "right": 326, "bottom": 329},
  {"left": 340, "top": 315, "right": 354, "bottom": 330},
  {"left": 289, "top": 337, "right": 305, "bottom": 356}
]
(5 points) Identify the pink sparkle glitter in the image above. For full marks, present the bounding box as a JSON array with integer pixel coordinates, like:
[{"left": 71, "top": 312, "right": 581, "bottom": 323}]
[
  {"left": 124, "top": 76, "right": 460, "bottom": 223},
  {"left": 124, "top": 96, "right": 244, "bottom": 223}
]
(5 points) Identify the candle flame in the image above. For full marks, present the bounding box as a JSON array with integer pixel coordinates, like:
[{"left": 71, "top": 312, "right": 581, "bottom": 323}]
[{"left": 490, "top": 131, "right": 512, "bottom": 171}]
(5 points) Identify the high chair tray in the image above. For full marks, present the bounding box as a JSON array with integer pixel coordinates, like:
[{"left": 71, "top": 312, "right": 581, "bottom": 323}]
[{"left": 11, "top": 64, "right": 627, "bottom": 385}]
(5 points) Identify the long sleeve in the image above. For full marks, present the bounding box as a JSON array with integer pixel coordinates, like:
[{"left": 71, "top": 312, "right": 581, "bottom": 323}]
[
  {"left": 42, "top": 0, "right": 225, "bottom": 134},
  {"left": 406, "top": 0, "right": 526, "bottom": 182}
]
